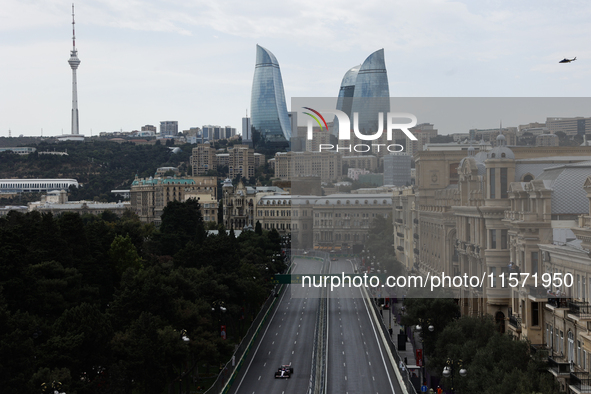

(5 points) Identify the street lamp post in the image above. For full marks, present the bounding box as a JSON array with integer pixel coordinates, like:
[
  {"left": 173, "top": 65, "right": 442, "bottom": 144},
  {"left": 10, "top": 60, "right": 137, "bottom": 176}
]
[
  {"left": 212, "top": 301, "right": 227, "bottom": 339},
  {"left": 442, "top": 358, "right": 467, "bottom": 393},
  {"left": 415, "top": 320, "right": 434, "bottom": 386},
  {"left": 179, "top": 329, "right": 190, "bottom": 394}
]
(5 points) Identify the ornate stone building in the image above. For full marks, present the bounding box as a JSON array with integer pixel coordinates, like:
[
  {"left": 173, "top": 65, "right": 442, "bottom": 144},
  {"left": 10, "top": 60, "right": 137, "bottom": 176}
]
[{"left": 130, "top": 176, "right": 217, "bottom": 225}]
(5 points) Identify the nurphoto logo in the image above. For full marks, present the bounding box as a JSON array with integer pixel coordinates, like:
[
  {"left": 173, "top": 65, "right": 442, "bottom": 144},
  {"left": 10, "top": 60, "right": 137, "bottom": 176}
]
[{"left": 301, "top": 107, "right": 418, "bottom": 153}]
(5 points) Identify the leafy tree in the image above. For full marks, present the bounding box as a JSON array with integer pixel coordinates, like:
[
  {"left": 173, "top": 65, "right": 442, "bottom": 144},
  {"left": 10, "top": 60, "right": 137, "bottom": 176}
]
[
  {"left": 401, "top": 293, "right": 460, "bottom": 355},
  {"left": 159, "top": 198, "right": 205, "bottom": 255},
  {"left": 109, "top": 234, "right": 144, "bottom": 277},
  {"left": 428, "top": 315, "right": 558, "bottom": 394},
  {"left": 255, "top": 220, "right": 263, "bottom": 235}
]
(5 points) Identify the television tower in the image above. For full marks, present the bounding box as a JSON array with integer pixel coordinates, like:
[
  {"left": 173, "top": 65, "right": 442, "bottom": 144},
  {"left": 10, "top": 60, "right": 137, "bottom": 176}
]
[{"left": 68, "top": 4, "right": 80, "bottom": 135}]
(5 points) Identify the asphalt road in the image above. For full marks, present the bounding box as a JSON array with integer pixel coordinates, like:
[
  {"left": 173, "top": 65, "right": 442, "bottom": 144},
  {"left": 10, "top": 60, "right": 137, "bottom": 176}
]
[
  {"left": 326, "top": 258, "right": 403, "bottom": 394},
  {"left": 230, "top": 256, "right": 403, "bottom": 394},
  {"left": 229, "top": 257, "right": 323, "bottom": 394}
]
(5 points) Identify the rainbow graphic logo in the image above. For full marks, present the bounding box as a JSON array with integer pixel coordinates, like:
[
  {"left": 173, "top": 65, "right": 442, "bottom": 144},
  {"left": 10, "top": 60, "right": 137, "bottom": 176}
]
[{"left": 302, "top": 107, "right": 328, "bottom": 131}]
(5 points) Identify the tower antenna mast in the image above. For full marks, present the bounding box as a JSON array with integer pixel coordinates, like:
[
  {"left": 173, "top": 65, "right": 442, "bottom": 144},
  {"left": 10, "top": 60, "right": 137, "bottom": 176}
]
[
  {"left": 72, "top": 4, "right": 76, "bottom": 51},
  {"left": 68, "top": 3, "right": 81, "bottom": 136}
]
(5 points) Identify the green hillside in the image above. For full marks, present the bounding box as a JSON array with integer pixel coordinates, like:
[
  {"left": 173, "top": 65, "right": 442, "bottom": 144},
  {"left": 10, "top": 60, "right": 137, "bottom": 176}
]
[{"left": 0, "top": 140, "right": 194, "bottom": 202}]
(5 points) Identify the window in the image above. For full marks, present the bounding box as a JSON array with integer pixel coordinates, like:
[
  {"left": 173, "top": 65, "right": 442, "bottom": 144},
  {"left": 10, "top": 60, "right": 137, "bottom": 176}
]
[
  {"left": 560, "top": 331, "right": 564, "bottom": 355},
  {"left": 584, "top": 350, "right": 587, "bottom": 371},
  {"left": 568, "top": 331, "right": 573, "bottom": 362},
  {"left": 490, "top": 168, "right": 496, "bottom": 198},
  {"left": 501, "top": 229, "right": 508, "bottom": 250},
  {"left": 531, "top": 302, "right": 539, "bottom": 326},
  {"left": 490, "top": 267, "right": 497, "bottom": 288},
  {"left": 531, "top": 252, "right": 538, "bottom": 275},
  {"left": 578, "top": 340, "right": 582, "bottom": 366},
  {"left": 490, "top": 230, "right": 497, "bottom": 249},
  {"left": 501, "top": 168, "right": 508, "bottom": 198}
]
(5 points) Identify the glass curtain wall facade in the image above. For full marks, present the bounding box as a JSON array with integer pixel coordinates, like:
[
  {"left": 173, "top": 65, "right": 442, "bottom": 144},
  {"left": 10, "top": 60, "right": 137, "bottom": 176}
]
[
  {"left": 250, "top": 45, "right": 292, "bottom": 147},
  {"left": 350, "top": 49, "right": 390, "bottom": 134},
  {"left": 333, "top": 65, "right": 360, "bottom": 137}
]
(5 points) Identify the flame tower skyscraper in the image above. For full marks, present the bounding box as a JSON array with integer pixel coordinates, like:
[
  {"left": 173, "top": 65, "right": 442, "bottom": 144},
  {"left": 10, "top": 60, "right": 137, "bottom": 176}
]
[{"left": 68, "top": 4, "right": 81, "bottom": 135}]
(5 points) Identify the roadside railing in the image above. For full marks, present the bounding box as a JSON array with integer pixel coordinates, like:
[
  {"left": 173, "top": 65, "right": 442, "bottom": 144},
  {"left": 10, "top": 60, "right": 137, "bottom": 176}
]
[
  {"left": 204, "top": 263, "right": 293, "bottom": 394},
  {"left": 369, "top": 297, "right": 418, "bottom": 394}
]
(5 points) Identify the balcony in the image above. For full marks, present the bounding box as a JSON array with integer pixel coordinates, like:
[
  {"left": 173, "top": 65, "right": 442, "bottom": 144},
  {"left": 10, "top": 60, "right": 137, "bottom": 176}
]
[
  {"left": 397, "top": 246, "right": 404, "bottom": 252},
  {"left": 570, "top": 372, "right": 591, "bottom": 393},
  {"left": 547, "top": 297, "right": 573, "bottom": 309},
  {"left": 396, "top": 205, "right": 403, "bottom": 210},
  {"left": 413, "top": 233, "right": 419, "bottom": 240},
  {"left": 508, "top": 315, "right": 520, "bottom": 331},
  {"left": 527, "top": 285, "right": 549, "bottom": 301},
  {"left": 397, "top": 232, "right": 404, "bottom": 238},
  {"left": 548, "top": 356, "right": 571, "bottom": 377},
  {"left": 395, "top": 219, "right": 403, "bottom": 224},
  {"left": 530, "top": 344, "right": 550, "bottom": 360},
  {"left": 568, "top": 301, "right": 591, "bottom": 320}
]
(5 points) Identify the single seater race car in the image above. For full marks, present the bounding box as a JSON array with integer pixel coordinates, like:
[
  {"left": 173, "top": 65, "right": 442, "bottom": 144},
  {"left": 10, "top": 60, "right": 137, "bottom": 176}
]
[{"left": 274, "top": 365, "right": 293, "bottom": 378}]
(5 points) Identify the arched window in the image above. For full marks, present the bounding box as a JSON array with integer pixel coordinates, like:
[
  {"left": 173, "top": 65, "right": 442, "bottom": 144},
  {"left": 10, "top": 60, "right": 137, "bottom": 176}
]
[
  {"left": 522, "top": 174, "right": 534, "bottom": 182},
  {"left": 491, "top": 153, "right": 496, "bottom": 158},
  {"left": 501, "top": 153, "right": 506, "bottom": 158}
]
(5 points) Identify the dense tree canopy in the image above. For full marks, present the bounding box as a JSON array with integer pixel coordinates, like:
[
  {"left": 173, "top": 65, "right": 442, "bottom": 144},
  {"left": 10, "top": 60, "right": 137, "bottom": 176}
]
[
  {"left": 402, "top": 297, "right": 558, "bottom": 394},
  {"left": 0, "top": 200, "right": 285, "bottom": 394}
]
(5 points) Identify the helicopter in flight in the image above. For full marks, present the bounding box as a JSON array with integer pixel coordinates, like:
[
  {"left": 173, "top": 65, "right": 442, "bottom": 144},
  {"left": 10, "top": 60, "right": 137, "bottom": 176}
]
[{"left": 559, "top": 57, "right": 577, "bottom": 63}]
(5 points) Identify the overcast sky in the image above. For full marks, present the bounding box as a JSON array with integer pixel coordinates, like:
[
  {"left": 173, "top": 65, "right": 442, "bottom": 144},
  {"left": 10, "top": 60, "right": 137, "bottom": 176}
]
[{"left": 1, "top": 0, "right": 590, "bottom": 137}]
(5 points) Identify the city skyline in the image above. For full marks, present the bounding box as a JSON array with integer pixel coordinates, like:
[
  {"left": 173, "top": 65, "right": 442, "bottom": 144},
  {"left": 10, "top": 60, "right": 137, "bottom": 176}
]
[{"left": 1, "top": 0, "right": 591, "bottom": 137}]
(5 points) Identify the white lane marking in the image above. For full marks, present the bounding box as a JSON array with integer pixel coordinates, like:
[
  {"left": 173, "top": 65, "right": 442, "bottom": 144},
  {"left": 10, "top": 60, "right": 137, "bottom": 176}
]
[
  {"left": 294, "top": 341, "right": 297, "bottom": 344},
  {"left": 264, "top": 363, "right": 266, "bottom": 366},
  {"left": 258, "top": 376, "right": 261, "bottom": 381},
  {"left": 292, "top": 350, "right": 294, "bottom": 354},
  {"left": 345, "top": 376, "right": 348, "bottom": 381},
  {"left": 344, "top": 363, "right": 346, "bottom": 367},
  {"left": 369, "top": 361, "right": 371, "bottom": 366},
  {"left": 360, "top": 282, "right": 397, "bottom": 394},
  {"left": 272, "top": 341, "right": 274, "bottom": 345}
]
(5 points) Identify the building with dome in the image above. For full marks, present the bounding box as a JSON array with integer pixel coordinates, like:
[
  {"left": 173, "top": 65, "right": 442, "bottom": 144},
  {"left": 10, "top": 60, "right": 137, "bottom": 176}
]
[{"left": 412, "top": 140, "right": 591, "bottom": 320}]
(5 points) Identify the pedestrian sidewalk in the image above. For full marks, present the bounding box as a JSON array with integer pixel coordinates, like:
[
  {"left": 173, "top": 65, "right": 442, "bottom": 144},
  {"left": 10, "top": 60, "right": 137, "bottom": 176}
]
[{"left": 376, "top": 298, "right": 421, "bottom": 377}]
